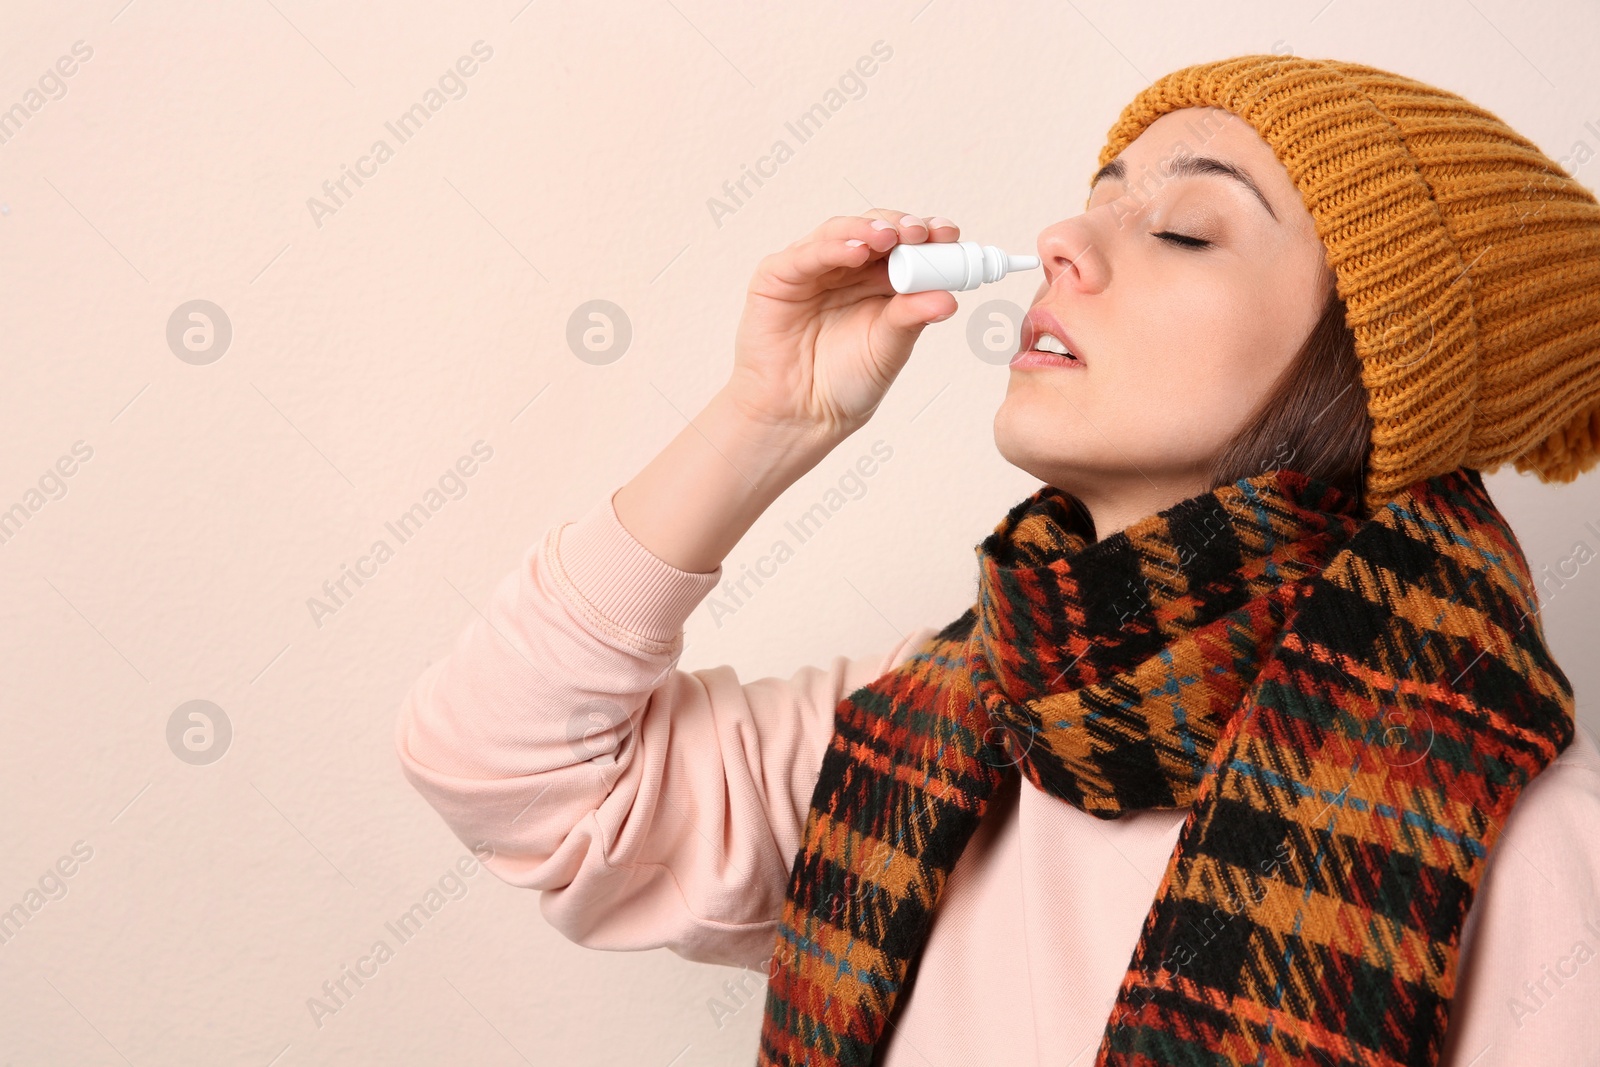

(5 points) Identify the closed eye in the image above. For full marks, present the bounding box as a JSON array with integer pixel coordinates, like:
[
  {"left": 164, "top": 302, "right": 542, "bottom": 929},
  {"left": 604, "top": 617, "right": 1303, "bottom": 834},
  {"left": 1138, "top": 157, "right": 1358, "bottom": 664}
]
[{"left": 1154, "top": 231, "right": 1211, "bottom": 249}]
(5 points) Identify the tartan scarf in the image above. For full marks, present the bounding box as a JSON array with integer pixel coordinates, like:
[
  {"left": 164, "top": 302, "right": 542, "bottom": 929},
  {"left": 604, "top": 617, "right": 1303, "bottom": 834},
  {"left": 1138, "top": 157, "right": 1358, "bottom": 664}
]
[{"left": 756, "top": 466, "right": 1575, "bottom": 1067}]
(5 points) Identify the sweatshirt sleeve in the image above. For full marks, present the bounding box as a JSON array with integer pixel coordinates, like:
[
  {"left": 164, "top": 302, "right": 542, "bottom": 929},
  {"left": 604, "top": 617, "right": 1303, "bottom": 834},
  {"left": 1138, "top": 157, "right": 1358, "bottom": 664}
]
[{"left": 393, "top": 485, "right": 938, "bottom": 970}]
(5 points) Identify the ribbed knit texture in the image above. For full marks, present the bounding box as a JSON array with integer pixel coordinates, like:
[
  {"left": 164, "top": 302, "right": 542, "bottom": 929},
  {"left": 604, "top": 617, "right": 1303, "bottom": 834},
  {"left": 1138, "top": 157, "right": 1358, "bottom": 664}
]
[
  {"left": 757, "top": 466, "right": 1574, "bottom": 1066},
  {"left": 1091, "top": 54, "right": 1600, "bottom": 511},
  {"left": 549, "top": 487, "right": 720, "bottom": 655}
]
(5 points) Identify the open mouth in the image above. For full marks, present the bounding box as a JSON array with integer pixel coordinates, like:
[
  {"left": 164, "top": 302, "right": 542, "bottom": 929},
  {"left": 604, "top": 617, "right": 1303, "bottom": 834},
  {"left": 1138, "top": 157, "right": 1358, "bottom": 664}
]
[
  {"left": 1010, "top": 332, "right": 1085, "bottom": 368},
  {"left": 1028, "top": 334, "right": 1078, "bottom": 360},
  {"left": 1016, "top": 308, "right": 1089, "bottom": 368}
]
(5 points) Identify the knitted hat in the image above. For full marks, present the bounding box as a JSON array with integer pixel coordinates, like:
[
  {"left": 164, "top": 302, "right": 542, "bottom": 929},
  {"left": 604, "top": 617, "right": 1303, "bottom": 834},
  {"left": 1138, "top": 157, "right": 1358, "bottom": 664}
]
[{"left": 1094, "top": 54, "right": 1600, "bottom": 510}]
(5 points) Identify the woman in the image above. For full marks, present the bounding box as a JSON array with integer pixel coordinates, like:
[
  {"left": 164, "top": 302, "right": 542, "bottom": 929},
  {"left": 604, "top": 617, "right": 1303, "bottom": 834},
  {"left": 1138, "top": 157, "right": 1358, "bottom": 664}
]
[{"left": 394, "top": 55, "right": 1600, "bottom": 1065}]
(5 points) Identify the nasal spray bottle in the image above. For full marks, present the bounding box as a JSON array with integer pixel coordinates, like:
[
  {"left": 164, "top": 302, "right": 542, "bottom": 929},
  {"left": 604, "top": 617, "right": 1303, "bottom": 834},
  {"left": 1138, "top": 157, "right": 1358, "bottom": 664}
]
[{"left": 887, "top": 241, "right": 1039, "bottom": 293}]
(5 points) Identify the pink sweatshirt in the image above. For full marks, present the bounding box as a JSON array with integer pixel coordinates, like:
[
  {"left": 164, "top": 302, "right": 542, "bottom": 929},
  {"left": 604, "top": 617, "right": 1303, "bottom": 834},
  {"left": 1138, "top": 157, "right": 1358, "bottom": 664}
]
[{"left": 394, "top": 485, "right": 1600, "bottom": 1066}]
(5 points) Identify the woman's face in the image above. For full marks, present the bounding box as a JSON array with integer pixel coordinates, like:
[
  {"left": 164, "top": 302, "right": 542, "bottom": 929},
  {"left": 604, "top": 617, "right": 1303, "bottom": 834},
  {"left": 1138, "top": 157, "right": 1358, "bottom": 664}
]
[{"left": 993, "top": 105, "right": 1335, "bottom": 539}]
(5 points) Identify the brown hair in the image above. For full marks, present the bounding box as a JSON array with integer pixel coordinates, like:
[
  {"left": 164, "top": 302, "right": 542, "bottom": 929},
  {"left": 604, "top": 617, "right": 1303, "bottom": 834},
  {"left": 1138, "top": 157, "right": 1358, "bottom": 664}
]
[{"left": 1204, "top": 271, "right": 1373, "bottom": 514}]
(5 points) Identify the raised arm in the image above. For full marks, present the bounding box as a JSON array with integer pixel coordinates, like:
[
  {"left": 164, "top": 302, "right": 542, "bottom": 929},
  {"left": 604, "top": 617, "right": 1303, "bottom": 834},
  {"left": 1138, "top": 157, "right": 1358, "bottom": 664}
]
[
  {"left": 395, "top": 208, "right": 959, "bottom": 969},
  {"left": 394, "top": 480, "right": 938, "bottom": 968}
]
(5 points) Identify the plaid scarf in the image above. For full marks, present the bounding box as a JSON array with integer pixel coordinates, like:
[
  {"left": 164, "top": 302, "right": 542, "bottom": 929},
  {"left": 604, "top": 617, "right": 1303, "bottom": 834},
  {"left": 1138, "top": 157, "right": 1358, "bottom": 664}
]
[{"left": 756, "top": 466, "right": 1574, "bottom": 1067}]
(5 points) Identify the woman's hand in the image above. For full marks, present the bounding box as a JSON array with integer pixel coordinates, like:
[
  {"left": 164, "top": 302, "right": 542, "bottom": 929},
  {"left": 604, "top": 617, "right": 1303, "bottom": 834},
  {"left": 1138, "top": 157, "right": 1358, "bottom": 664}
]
[{"left": 726, "top": 210, "right": 960, "bottom": 445}]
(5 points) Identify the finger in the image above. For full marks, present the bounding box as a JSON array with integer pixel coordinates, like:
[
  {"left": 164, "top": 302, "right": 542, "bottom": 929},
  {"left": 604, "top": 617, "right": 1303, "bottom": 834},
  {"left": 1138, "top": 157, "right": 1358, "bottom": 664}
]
[
  {"left": 763, "top": 218, "right": 921, "bottom": 290},
  {"left": 803, "top": 209, "right": 944, "bottom": 248},
  {"left": 761, "top": 214, "right": 961, "bottom": 294},
  {"left": 858, "top": 209, "right": 931, "bottom": 244},
  {"left": 805, "top": 211, "right": 961, "bottom": 277},
  {"left": 759, "top": 236, "right": 883, "bottom": 290}
]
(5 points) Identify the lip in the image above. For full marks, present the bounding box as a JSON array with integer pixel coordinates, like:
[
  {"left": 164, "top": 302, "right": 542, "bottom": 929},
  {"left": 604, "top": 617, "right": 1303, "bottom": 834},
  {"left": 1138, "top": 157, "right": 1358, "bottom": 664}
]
[
  {"left": 1010, "top": 350, "right": 1087, "bottom": 371},
  {"left": 1013, "top": 306, "right": 1087, "bottom": 369}
]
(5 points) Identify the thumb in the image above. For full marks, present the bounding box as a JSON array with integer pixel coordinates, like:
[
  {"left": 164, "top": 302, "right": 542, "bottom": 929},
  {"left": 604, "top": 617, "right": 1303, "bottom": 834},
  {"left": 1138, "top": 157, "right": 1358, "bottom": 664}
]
[
  {"left": 870, "top": 290, "right": 958, "bottom": 361},
  {"left": 889, "top": 290, "right": 958, "bottom": 328}
]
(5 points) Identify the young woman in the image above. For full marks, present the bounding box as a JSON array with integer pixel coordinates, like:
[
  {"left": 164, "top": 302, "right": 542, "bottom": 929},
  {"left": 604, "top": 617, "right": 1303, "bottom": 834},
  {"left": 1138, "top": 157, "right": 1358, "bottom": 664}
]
[{"left": 395, "top": 55, "right": 1600, "bottom": 1066}]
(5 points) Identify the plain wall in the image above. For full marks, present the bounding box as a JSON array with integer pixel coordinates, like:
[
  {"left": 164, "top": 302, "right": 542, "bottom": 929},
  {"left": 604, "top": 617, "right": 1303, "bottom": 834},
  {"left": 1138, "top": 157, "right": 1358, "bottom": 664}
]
[{"left": 2, "top": 0, "right": 1597, "bottom": 1063}]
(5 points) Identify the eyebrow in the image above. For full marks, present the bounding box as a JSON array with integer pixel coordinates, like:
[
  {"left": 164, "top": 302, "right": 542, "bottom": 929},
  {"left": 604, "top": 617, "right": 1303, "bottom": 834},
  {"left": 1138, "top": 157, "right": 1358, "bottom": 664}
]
[{"left": 1091, "top": 155, "right": 1279, "bottom": 222}]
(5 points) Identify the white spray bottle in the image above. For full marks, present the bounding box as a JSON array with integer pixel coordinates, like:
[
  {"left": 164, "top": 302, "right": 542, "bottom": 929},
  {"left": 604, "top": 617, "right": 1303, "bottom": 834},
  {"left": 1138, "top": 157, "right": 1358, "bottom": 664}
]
[{"left": 887, "top": 241, "right": 1039, "bottom": 294}]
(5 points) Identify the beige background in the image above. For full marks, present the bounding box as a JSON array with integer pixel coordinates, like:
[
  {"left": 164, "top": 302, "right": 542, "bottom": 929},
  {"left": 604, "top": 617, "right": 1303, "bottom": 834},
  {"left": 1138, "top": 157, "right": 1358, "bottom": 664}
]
[{"left": 2, "top": 0, "right": 1598, "bottom": 1063}]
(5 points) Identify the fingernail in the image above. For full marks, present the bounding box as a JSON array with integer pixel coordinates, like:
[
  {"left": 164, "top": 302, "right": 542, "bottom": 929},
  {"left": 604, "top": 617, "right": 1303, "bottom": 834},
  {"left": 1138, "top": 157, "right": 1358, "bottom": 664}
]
[
  {"left": 845, "top": 238, "right": 865, "bottom": 247},
  {"left": 927, "top": 216, "right": 955, "bottom": 230},
  {"left": 928, "top": 309, "right": 955, "bottom": 322},
  {"left": 900, "top": 214, "right": 927, "bottom": 229},
  {"left": 870, "top": 219, "right": 896, "bottom": 231}
]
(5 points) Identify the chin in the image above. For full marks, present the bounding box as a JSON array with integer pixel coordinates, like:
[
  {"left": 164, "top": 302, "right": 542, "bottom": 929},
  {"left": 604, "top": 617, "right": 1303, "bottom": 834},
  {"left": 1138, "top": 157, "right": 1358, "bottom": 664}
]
[
  {"left": 992, "top": 401, "right": 1081, "bottom": 492},
  {"left": 994, "top": 396, "right": 1145, "bottom": 502}
]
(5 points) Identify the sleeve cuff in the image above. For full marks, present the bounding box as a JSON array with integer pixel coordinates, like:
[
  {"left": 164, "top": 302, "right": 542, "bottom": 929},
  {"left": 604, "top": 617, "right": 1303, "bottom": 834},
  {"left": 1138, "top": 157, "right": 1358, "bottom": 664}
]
[{"left": 545, "top": 485, "right": 724, "bottom": 655}]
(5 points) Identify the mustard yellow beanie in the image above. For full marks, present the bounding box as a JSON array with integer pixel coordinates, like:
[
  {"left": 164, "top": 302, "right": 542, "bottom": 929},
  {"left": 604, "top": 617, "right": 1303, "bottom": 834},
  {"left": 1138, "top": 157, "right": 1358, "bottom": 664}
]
[{"left": 1096, "top": 54, "right": 1600, "bottom": 509}]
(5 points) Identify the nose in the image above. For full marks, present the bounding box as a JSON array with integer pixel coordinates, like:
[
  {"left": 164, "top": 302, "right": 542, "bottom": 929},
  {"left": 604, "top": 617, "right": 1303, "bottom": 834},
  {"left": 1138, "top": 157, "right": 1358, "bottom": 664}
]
[{"left": 1036, "top": 214, "right": 1107, "bottom": 295}]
